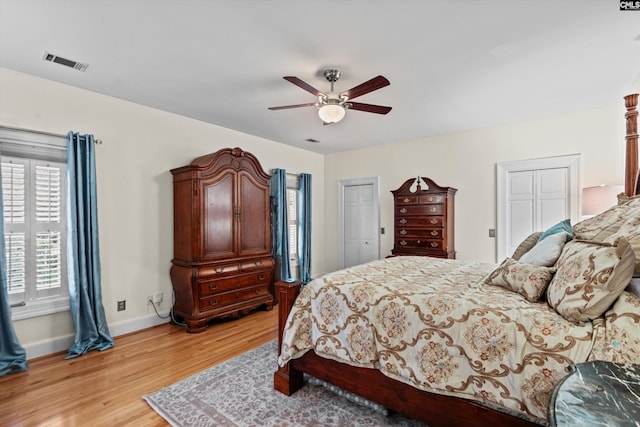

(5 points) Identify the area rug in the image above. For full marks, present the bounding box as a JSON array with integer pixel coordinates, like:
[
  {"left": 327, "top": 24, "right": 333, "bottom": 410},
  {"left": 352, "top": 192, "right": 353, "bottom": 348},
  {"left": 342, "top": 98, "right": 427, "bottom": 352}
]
[{"left": 143, "top": 340, "right": 424, "bottom": 426}]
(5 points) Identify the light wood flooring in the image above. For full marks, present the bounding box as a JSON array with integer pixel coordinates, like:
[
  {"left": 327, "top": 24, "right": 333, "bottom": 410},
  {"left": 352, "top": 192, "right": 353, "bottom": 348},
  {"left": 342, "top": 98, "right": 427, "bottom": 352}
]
[{"left": 0, "top": 307, "right": 278, "bottom": 426}]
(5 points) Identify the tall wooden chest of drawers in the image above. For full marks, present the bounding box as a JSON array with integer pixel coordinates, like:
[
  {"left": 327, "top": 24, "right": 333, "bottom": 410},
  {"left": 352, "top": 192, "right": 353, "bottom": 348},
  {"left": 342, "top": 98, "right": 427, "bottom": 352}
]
[{"left": 391, "top": 177, "right": 457, "bottom": 258}]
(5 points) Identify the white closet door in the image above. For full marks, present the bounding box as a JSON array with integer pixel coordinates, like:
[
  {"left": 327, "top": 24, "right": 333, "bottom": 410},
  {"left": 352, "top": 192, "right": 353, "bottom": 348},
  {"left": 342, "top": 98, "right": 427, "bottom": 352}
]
[
  {"left": 343, "top": 184, "right": 376, "bottom": 268},
  {"left": 497, "top": 155, "right": 580, "bottom": 261},
  {"left": 339, "top": 177, "right": 380, "bottom": 269}
]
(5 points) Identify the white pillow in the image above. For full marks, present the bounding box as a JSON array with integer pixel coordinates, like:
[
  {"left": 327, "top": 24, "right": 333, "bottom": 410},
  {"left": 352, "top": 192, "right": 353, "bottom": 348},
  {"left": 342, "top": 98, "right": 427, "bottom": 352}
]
[{"left": 519, "top": 231, "right": 567, "bottom": 266}]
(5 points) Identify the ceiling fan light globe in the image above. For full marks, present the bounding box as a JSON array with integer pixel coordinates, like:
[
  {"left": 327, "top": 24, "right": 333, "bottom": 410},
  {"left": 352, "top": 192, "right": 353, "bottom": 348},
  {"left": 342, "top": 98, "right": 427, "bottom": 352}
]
[{"left": 318, "top": 104, "right": 346, "bottom": 124}]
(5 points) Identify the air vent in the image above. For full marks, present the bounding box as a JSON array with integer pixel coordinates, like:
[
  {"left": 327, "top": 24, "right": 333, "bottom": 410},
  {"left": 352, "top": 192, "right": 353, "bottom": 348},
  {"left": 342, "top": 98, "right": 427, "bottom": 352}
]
[{"left": 42, "top": 51, "right": 89, "bottom": 72}]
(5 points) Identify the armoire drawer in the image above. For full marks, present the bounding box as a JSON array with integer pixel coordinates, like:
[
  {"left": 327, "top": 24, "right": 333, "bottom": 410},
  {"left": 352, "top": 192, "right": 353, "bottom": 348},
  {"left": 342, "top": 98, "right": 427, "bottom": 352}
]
[
  {"left": 199, "top": 270, "right": 272, "bottom": 297},
  {"left": 199, "top": 284, "right": 270, "bottom": 310}
]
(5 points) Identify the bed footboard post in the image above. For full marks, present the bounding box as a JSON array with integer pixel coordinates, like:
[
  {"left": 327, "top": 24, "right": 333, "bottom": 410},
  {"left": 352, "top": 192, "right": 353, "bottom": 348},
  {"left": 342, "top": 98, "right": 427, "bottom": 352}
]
[
  {"left": 273, "top": 280, "right": 304, "bottom": 395},
  {"left": 624, "top": 93, "right": 639, "bottom": 196}
]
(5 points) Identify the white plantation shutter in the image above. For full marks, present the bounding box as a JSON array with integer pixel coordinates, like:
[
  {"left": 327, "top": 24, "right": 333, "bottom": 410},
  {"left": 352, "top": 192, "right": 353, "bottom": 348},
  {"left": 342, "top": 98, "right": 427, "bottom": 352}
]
[
  {"left": 2, "top": 162, "right": 25, "bottom": 224},
  {"left": 1, "top": 147, "right": 68, "bottom": 313},
  {"left": 2, "top": 159, "right": 27, "bottom": 301},
  {"left": 35, "top": 231, "right": 62, "bottom": 291},
  {"left": 35, "top": 165, "right": 62, "bottom": 223},
  {"left": 287, "top": 188, "right": 298, "bottom": 262},
  {"left": 5, "top": 232, "right": 26, "bottom": 295},
  {"left": 1, "top": 127, "right": 68, "bottom": 318}
]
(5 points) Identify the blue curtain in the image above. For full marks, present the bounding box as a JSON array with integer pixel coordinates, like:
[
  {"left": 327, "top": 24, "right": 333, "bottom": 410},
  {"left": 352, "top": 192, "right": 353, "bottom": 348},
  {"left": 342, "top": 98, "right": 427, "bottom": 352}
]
[
  {"left": 66, "top": 132, "right": 113, "bottom": 359},
  {"left": 270, "top": 169, "right": 291, "bottom": 281},
  {"left": 298, "top": 173, "right": 312, "bottom": 283},
  {"left": 0, "top": 181, "right": 28, "bottom": 376}
]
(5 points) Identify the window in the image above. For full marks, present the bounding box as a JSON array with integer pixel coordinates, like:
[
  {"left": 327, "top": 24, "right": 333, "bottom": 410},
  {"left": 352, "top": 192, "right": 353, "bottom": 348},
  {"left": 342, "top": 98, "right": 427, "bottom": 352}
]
[
  {"left": 286, "top": 174, "right": 299, "bottom": 279},
  {"left": 0, "top": 127, "right": 68, "bottom": 320}
]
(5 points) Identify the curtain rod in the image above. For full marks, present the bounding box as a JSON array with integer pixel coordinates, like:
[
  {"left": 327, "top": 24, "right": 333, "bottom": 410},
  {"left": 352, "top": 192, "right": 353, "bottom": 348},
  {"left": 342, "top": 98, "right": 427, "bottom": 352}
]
[{"left": 0, "top": 125, "right": 103, "bottom": 144}]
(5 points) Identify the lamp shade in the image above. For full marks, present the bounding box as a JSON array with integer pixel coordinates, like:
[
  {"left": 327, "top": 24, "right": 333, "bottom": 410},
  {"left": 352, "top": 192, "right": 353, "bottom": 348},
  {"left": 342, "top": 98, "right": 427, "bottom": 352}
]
[
  {"left": 318, "top": 104, "right": 346, "bottom": 124},
  {"left": 582, "top": 185, "right": 623, "bottom": 216}
]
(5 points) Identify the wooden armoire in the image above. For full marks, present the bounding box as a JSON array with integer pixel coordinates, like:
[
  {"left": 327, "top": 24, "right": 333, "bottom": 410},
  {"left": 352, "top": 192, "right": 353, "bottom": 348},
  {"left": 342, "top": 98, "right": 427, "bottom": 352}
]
[
  {"left": 170, "top": 147, "right": 274, "bottom": 333},
  {"left": 391, "top": 177, "right": 457, "bottom": 259}
]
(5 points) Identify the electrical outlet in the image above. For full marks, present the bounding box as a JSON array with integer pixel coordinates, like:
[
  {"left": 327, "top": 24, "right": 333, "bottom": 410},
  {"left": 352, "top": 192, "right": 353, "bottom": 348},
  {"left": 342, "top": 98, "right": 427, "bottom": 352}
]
[
  {"left": 117, "top": 300, "right": 126, "bottom": 311},
  {"left": 488, "top": 228, "right": 496, "bottom": 238},
  {"left": 153, "top": 292, "right": 163, "bottom": 305},
  {"left": 146, "top": 295, "right": 153, "bottom": 305}
]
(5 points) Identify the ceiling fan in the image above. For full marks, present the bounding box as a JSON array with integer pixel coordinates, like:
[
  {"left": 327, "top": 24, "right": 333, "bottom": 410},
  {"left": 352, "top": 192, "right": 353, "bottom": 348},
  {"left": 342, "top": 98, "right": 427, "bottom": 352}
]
[{"left": 268, "top": 69, "right": 392, "bottom": 125}]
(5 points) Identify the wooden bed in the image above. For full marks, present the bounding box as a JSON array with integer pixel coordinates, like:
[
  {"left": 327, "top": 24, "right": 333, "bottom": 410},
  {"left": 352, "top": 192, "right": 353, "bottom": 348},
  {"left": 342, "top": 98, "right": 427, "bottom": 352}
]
[{"left": 274, "top": 94, "right": 639, "bottom": 427}]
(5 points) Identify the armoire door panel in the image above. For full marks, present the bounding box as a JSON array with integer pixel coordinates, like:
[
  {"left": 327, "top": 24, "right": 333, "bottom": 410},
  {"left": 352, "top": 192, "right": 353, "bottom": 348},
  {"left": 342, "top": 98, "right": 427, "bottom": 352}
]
[
  {"left": 203, "top": 172, "right": 236, "bottom": 259},
  {"left": 238, "top": 172, "right": 270, "bottom": 256}
]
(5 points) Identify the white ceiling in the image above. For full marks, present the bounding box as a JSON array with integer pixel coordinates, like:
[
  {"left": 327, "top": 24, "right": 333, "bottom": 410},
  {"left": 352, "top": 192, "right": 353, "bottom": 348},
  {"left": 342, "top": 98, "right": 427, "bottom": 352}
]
[{"left": 1, "top": 0, "right": 639, "bottom": 154}]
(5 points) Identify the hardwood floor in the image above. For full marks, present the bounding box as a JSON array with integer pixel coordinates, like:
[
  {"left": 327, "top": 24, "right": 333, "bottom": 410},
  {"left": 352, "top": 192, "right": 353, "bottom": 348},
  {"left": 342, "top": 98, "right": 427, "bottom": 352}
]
[{"left": 0, "top": 307, "right": 278, "bottom": 426}]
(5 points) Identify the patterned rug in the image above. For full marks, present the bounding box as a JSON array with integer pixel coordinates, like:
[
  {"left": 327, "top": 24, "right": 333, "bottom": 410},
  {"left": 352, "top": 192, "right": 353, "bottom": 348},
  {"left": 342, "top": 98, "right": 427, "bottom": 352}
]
[{"left": 143, "top": 340, "right": 424, "bottom": 426}]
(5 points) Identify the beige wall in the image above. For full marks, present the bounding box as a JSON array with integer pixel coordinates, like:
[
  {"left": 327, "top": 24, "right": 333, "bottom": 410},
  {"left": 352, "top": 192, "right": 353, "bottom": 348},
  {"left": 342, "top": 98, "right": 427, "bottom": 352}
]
[
  {"left": 323, "top": 103, "right": 627, "bottom": 272},
  {"left": 0, "top": 66, "right": 635, "bottom": 355},
  {"left": 0, "top": 68, "right": 325, "bottom": 349}
]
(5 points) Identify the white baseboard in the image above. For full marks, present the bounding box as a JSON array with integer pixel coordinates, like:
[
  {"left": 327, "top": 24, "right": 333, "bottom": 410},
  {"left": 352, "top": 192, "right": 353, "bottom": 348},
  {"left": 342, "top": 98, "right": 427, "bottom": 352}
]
[{"left": 24, "top": 311, "right": 171, "bottom": 360}]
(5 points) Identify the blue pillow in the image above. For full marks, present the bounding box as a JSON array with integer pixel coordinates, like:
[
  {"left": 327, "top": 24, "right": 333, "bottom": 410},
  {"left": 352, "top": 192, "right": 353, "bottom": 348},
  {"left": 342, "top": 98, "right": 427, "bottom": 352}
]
[{"left": 538, "top": 219, "right": 573, "bottom": 242}]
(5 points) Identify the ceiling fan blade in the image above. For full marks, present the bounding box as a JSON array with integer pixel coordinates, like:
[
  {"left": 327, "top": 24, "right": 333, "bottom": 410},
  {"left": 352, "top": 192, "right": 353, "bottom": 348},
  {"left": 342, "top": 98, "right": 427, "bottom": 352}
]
[
  {"left": 268, "top": 102, "right": 317, "bottom": 110},
  {"left": 340, "top": 75, "right": 390, "bottom": 100},
  {"left": 283, "top": 76, "right": 325, "bottom": 97},
  {"left": 348, "top": 102, "right": 392, "bottom": 115}
]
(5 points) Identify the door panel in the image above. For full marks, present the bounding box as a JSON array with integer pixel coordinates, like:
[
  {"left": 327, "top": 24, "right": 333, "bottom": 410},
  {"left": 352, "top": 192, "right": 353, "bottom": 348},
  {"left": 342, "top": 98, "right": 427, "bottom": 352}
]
[
  {"left": 203, "top": 172, "right": 235, "bottom": 259},
  {"left": 340, "top": 178, "right": 380, "bottom": 269},
  {"left": 238, "top": 171, "right": 269, "bottom": 256}
]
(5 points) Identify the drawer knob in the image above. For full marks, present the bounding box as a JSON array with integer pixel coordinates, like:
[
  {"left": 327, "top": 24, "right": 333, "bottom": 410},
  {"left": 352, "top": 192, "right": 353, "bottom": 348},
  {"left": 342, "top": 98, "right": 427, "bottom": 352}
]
[
  {"left": 255, "top": 289, "right": 262, "bottom": 294},
  {"left": 430, "top": 207, "right": 437, "bottom": 212},
  {"left": 214, "top": 267, "right": 224, "bottom": 273},
  {"left": 400, "top": 208, "right": 407, "bottom": 213},
  {"left": 209, "top": 299, "right": 218, "bottom": 306},
  {"left": 258, "top": 274, "right": 266, "bottom": 280},
  {"left": 208, "top": 284, "right": 218, "bottom": 291},
  {"left": 254, "top": 261, "right": 263, "bottom": 266},
  {"left": 400, "top": 240, "right": 407, "bottom": 246},
  {"left": 431, "top": 230, "right": 438, "bottom": 236},
  {"left": 430, "top": 242, "right": 438, "bottom": 247},
  {"left": 430, "top": 218, "right": 438, "bottom": 224},
  {"left": 400, "top": 218, "right": 407, "bottom": 224},
  {"left": 417, "top": 240, "right": 421, "bottom": 244},
  {"left": 403, "top": 197, "right": 410, "bottom": 203},
  {"left": 428, "top": 196, "right": 434, "bottom": 202},
  {"left": 400, "top": 229, "right": 407, "bottom": 235}
]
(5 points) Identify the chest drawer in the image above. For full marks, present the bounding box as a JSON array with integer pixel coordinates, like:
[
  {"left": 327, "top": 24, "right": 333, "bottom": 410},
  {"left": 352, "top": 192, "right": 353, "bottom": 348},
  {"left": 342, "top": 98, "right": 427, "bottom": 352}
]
[
  {"left": 395, "top": 195, "right": 419, "bottom": 205},
  {"left": 396, "top": 216, "right": 444, "bottom": 227},
  {"left": 200, "top": 284, "right": 270, "bottom": 310},
  {"left": 396, "top": 228, "right": 442, "bottom": 238},
  {"left": 396, "top": 239, "right": 443, "bottom": 250},
  {"left": 199, "top": 270, "right": 272, "bottom": 297},
  {"left": 396, "top": 204, "right": 443, "bottom": 216},
  {"left": 418, "top": 194, "right": 445, "bottom": 204}
]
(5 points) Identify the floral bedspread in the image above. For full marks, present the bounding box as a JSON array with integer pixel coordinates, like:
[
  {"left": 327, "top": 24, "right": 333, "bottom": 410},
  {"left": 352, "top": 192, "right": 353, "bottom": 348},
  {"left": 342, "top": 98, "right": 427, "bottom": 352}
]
[{"left": 278, "top": 256, "right": 638, "bottom": 422}]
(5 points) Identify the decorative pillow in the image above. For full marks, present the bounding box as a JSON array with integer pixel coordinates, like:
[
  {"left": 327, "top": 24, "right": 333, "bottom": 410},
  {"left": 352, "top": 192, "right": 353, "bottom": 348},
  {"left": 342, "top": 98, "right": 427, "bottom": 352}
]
[
  {"left": 485, "top": 258, "right": 556, "bottom": 303},
  {"left": 519, "top": 231, "right": 567, "bottom": 267},
  {"left": 546, "top": 238, "right": 635, "bottom": 324},
  {"left": 603, "top": 216, "right": 640, "bottom": 276},
  {"left": 511, "top": 232, "right": 543, "bottom": 261},
  {"left": 573, "top": 200, "right": 640, "bottom": 241},
  {"left": 538, "top": 219, "right": 573, "bottom": 242}
]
